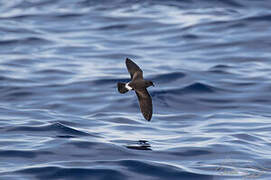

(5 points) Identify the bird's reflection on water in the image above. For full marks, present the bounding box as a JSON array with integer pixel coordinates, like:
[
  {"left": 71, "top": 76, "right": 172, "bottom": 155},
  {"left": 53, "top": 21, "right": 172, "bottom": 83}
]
[{"left": 126, "top": 140, "right": 152, "bottom": 151}]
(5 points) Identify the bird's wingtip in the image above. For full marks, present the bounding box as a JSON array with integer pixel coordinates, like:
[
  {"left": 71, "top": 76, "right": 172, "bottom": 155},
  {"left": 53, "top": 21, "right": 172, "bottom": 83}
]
[
  {"left": 144, "top": 114, "right": 152, "bottom": 121},
  {"left": 126, "top": 57, "right": 132, "bottom": 62}
]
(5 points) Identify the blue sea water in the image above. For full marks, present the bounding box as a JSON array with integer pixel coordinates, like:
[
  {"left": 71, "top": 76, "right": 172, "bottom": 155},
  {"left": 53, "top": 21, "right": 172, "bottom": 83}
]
[{"left": 1, "top": 0, "right": 271, "bottom": 179}]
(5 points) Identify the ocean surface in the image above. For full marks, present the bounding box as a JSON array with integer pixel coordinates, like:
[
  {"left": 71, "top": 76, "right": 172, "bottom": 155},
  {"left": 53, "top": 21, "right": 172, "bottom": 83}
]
[{"left": 1, "top": 0, "right": 271, "bottom": 179}]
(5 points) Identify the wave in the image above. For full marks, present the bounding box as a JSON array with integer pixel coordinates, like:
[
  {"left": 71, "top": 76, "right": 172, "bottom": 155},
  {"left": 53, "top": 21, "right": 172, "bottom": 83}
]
[
  {"left": 0, "top": 150, "right": 53, "bottom": 159},
  {"left": 151, "top": 72, "right": 186, "bottom": 83},
  {"left": 5, "top": 122, "right": 91, "bottom": 138},
  {"left": 152, "top": 82, "right": 220, "bottom": 97},
  {"left": 14, "top": 166, "right": 126, "bottom": 180},
  {"left": 0, "top": 37, "right": 52, "bottom": 46},
  {"left": 0, "top": 86, "right": 35, "bottom": 101},
  {"left": 182, "top": 82, "right": 218, "bottom": 93},
  {"left": 34, "top": 69, "right": 74, "bottom": 76},
  {"left": 7, "top": 160, "right": 214, "bottom": 180},
  {"left": 99, "top": 24, "right": 129, "bottom": 31}
]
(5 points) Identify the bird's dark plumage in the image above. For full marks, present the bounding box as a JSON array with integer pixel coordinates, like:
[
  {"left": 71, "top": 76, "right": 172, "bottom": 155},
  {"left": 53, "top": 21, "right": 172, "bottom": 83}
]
[
  {"left": 126, "top": 58, "right": 143, "bottom": 80},
  {"left": 136, "top": 89, "right": 152, "bottom": 121},
  {"left": 117, "top": 58, "right": 154, "bottom": 121},
  {"left": 117, "top": 82, "right": 129, "bottom": 94}
]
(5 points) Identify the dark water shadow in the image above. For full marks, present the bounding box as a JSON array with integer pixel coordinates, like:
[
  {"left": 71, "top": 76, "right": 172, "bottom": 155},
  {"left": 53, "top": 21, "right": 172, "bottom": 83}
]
[{"left": 125, "top": 140, "right": 152, "bottom": 151}]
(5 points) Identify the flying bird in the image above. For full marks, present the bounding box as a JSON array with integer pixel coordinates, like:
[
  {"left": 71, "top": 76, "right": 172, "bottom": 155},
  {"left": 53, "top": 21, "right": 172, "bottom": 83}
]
[{"left": 117, "top": 58, "right": 154, "bottom": 121}]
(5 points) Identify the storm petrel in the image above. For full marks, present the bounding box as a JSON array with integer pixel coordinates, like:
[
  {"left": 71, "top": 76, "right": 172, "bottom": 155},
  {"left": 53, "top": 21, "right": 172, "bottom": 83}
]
[{"left": 118, "top": 58, "right": 154, "bottom": 121}]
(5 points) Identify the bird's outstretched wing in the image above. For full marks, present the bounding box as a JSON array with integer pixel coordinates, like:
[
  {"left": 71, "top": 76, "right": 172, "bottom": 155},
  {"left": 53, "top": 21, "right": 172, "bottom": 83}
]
[
  {"left": 135, "top": 88, "right": 152, "bottom": 121},
  {"left": 126, "top": 58, "right": 143, "bottom": 80}
]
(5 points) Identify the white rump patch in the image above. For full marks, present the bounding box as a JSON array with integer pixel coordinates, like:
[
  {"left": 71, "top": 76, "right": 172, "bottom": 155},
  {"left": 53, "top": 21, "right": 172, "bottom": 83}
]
[{"left": 125, "top": 83, "right": 133, "bottom": 90}]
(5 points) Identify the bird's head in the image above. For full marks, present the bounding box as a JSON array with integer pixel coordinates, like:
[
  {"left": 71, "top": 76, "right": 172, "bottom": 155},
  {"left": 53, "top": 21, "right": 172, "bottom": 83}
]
[{"left": 145, "top": 80, "right": 155, "bottom": 87}]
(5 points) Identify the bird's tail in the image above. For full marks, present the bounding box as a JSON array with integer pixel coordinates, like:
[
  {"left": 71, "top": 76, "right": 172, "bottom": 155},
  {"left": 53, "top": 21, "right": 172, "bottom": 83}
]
[{"left": 118, "top": 82, "right": 129, "bottom": 94}]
